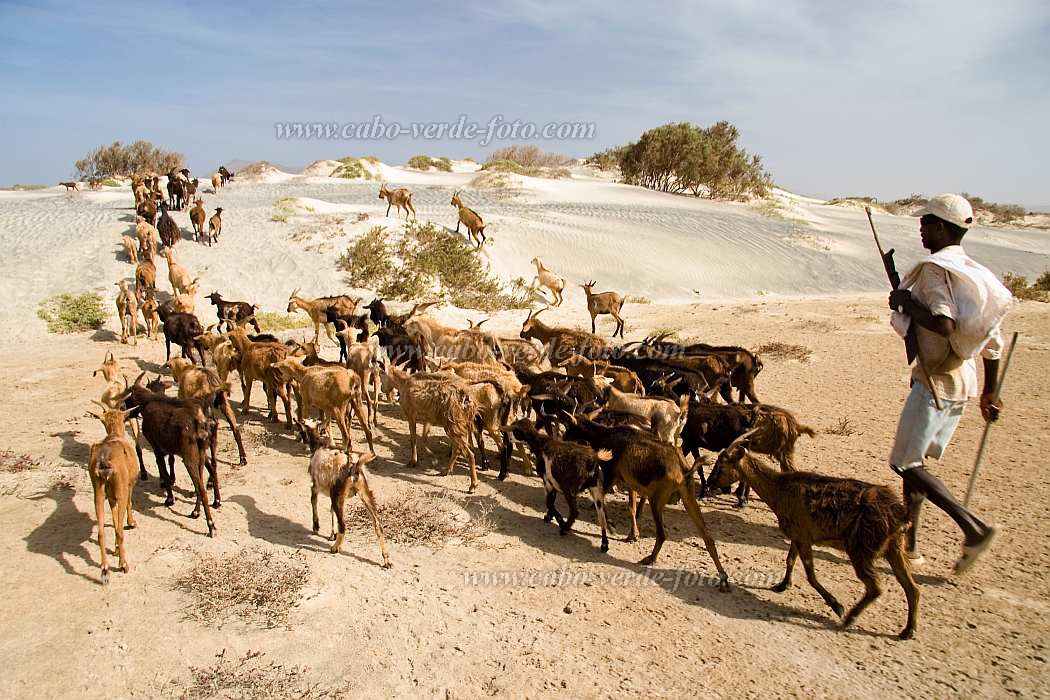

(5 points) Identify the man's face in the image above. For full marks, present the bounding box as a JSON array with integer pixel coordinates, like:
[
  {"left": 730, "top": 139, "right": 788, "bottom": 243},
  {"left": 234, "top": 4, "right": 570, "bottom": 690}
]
[{"left": 919, "top": 215, "right": 953, "bottom": 252}]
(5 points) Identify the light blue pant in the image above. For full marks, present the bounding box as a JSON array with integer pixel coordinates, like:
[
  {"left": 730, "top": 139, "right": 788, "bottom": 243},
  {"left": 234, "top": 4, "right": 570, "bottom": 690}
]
[{"left": 889, "top": 383, "right": 967, "bottom": 472}]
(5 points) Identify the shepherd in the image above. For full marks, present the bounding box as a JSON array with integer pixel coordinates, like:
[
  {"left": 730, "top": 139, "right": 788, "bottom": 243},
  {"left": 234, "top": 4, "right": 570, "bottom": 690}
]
[{"left": 885, "top": 193, "right": 1012, "bottom": 574}]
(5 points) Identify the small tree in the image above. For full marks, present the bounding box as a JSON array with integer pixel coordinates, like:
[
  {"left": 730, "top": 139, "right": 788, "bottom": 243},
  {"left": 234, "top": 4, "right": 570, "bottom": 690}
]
[{"left": 74, "top": 140, "right": 184, "bottom": 180}]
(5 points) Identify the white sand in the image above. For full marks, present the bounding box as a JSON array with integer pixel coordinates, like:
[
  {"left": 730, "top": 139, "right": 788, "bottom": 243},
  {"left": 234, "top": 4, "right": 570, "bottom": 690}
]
[{"left": 2, "top": 161, "right": 1048, "bottom": 347}]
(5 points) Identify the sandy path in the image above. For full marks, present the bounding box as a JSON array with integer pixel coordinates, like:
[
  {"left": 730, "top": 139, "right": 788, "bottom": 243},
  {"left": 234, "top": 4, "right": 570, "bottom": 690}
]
[{"left": 0, "top": 296, "right": 1047, "bottom": 698}]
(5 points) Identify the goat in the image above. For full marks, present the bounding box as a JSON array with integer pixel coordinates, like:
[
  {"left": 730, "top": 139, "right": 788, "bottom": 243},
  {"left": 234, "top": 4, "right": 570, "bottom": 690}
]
[
  {"left": 581, "top": 280, "right": 626, "bottom": 338},
  {"left": 494, "top": 336, "right": 547, "bottom": 373},
  {"left": 119, "top": 374, "right": 218, "bottom": 535},
  {"left": 329, "top": 330, "right": 380, "bottom": 426},
  {"left": 206, "top": 292, "right": 260, "bottom": 333},
  {"left": 404, "top": 312, "right": 498, "bottom": 364},
  {"left": 364, "top": 297, "right": 390, "bottom": 328},
  {"left": 172, "top": 279, "right": 200, "bottom": 315},
  {"left": 121, "top": 236, "right": 139, "bottom": 265},
  {"left": 451, "top": 190, "right": 485, "bottom": 248},
  {"left": 709, "top": 441, "right": 919, "bottom": 639},
  {"left": 271, "top": 356, "right": 374, "bottom": 452},
  {"left": 158, "top": 247, "right": 197, "bottom": 296},
  {"left": 287, "top": 289, "right": 357, "bottom": 347},
  {"left": 140, "top": 289, "right": 160, "bottom": 341},
  {"left": 134, "top": 217, "right": 158, "bottom": 260},
  {"left": 211, "top": 173, "right": 222, "bottom": 192},
  {"left": 157, "top": 203, "right": 181, "bottom": 247},
  {"left": 503, "top": 418, "right": 613, "bottom": 551},
  {"left": 166, "top": 357, "right": 248, "bottom": 466},
  {"left": 86, "top": 405, "right": 141, "bottom": 584},
  {"left": 385, "top": 365, "right": 479, "bottom": 492},
  {"left": 135, "top": 258, "right": 157, "bottom": 296},
  {"left": 378, "top": 183, "right": 416, "bottom": 220},
  {"left": 296, "top": 419, "right": 390, "bottom": 566},
  {"left": 687, "top": 401, "right": 816, "bottom": 506},
  {"left": 136, "top": 197, "right": 158, "bottom": 227},
  {"left": 218, "top": 166, "right": 234, "bottom": 185},
  {"left": 93, "top": 352, "right": 147, "bottom": 480},
  {"left": 166, "top": 176, "right": 187, "bottom": 210},
  {"left": 157, "top": 304, "right": 205, "bottom": 364},
  {"left": 600, "top": 384, "right": 687, "bottom": 444},
  {"left": 529, "top": 257, "right": 565, "bottom": 306},
  {"left": 60, "top": 181, "right": 79, "bottom": 192},
  {"left": 564, "top": 354, "right": 645, "bottom": 395},
  {"left": 225, "top": 327, "right": 295, "bottom": 426},
  {"left": 114, "top": 280, "right": 138, "bottom": 345},
  {"left": 189, "top": 199, "right": 206, "bottom": 242},
  {"left": 562, "top": 416, "right": 729, "bottom": 585},
  {"left": 519, "top": 307, "right": 608, "bottom": 368},
  {"left": 375, "top": 325, "right": 425, "bottom": 373},
  {"left": 640, "top": 336, "right": 764, "bottom": 404},
  {"left": 207, "top": 207, "right": 223, "bottom": 244}
]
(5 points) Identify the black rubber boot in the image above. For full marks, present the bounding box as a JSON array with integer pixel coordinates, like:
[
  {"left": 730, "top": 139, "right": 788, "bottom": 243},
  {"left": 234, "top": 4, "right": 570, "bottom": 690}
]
[{"left": 901, "top": 466, "right": 988, "bottom": 546}]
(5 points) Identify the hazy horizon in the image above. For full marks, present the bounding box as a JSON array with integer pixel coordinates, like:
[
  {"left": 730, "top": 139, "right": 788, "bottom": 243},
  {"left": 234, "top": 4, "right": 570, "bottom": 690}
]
[{"left": 2, "top": 1, "right": 1047, "bottom": 206}]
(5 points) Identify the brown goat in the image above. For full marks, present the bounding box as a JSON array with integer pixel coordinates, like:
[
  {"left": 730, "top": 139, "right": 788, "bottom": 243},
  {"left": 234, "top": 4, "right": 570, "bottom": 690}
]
[
  {"left": 709, "top": 441, "right": 919, "bottom": 640},
  {"left": 207, "top": 207, "right": 223, "bottom": 244},
  {"left": 519, "top": 307, "right": 608, "bottom": 367},
  {"left": 451, "top": 191, "right": 486, "bottom": 248},
  {"left": 378, "top": 183, "right": 416, "bottom": 219},
  {"left": 86, "top": 406, "right": 141, "bottom": 584},
  {"left": 581, "top": 280, "right": 626, "bottom": 338},
  {"left": 271, "top": 356, "right": 374, "bottom": 452},
  {"left": 115, "top": 280, "right": 138, "bottom": 345},
  {"left": 226, "top": 327, "right": 295, "bottom": 426},
  {"left": 189, "top": 199, "right": 206, "bottom": 241}
]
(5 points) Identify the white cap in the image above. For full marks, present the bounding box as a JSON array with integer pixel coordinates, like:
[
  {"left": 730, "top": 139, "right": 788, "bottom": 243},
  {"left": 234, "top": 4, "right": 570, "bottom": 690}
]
[{"left": 915, "top": 193, "right": 975, "bottom": 229}]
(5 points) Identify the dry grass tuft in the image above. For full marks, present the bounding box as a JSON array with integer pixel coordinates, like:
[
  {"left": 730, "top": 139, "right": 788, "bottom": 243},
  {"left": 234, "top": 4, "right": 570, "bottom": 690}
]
[
  {"left": 165, "top": 649, "right": 346, "bottom": 699},
  {"left": 347, "top": 488, "right": 494, "bottom": 547},
  {"left": 0, "top": 450, "right": 42, "bottom": 473},
  {"left": 173, "top": 549, "right": 310, "bottom": 628},
  {"left": 755, "top": 341, "right": 812, "bottom": 363},
  {"left": 825, "top": 417, "right": 857, "bottom": 436}
]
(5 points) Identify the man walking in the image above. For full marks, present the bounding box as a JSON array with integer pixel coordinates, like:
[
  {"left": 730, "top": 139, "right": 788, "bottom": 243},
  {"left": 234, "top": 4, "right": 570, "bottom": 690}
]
[{"left": 886, "top": 193, "right": 1012, "bottom": 574}]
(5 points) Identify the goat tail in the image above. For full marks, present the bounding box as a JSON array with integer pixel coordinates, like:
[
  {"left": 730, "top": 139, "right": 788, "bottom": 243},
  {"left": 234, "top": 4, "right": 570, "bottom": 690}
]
[{"left": 798, "top": 424, "right": 817, "bottom": 438}]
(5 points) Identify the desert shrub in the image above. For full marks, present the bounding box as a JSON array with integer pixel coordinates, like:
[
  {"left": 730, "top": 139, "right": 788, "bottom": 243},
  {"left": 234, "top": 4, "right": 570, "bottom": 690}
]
[
  {"left": 470, "top": 171, "right": 511, "bottom": 189},
  {"left": 586, "top": 146, "right": 628, "bottom": 171},
  {"left": 347, "top": 488, "right": 493, "bottom": 546},
  {"left": 172, "top": 549, "right": 309, "bottom": 627},
  {"left": 337, "top": 221, "right": 530, "bottom": 311},
  {"left": 825, "top": 196, "right": 879, "bottom": 207},
  {"left": 37, "top": 292, "right": 107, "bottom": 333},
  {"left": 487, "top": 145, "right": 569, "bottom": 169},
  {"left": 74, "top": 140, "right": 183, "bottom": 181},
  {"left": 406, "top": 155, "right": 452, "bottom": 172},
  {"left": 626, "top": 295, "right": 652, "bottom": 304},
  {"left": 101, "top": 179, "right": 122, "bottom": 187},
  {"left": 271, "top": 197, "right": 301, "bottom": 222},
  {"left": 1033, "top": 271, "right": 1050, "bottom": 291},
  {"left": 481, "top": 159, "right": 524, "bottom": 174},
  {"left": 1002, "top": 272, "right": 1048, "bottom": 301},
  {"left": 164, "top": 650, "right": 343, "bottom": 700},
  {"left": 961, "top": 193, "right": 1026, "bottom": 223},
  {"left": 256, "top": 311, "right": 313, "bottom": 331},
  {"left": 755, "top": 341, "right": 812, "bottom": 362},
  {"left": 2, "top": 183, "right": 48, "bottom": 191},
  {"left": 614, "top": 121, "right": 771, "bottom": 200},
  {"left": 338, "top": 226, "right": 395, "bottom": 288},
  {"left": 332, "top": 157, "right": 376, "bottom": 180}
]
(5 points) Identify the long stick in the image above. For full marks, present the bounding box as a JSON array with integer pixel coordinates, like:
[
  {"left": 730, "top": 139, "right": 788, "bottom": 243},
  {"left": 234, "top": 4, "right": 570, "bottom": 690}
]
[
  {"left": 963, "top": 331, "right": 1020, "bottom": 507},
  {"left": 866, "top": 206, "right": 942, "bottom": 410}
]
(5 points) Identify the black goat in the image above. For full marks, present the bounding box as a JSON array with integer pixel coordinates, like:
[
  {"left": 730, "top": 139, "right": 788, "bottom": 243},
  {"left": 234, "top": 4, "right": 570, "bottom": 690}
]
[
  {"left": 365, "top": 297, "right": 390, "bottom": 328},
  {"left": 157, "top": 306, "right": 205, "bottom": 365},
  {"left": 206, "top": 292, "right": 260, "bottom": 333},
  {"left": 503, "top": 418, "right": 613, "bottom": 552},
  {"left": 157, "top": 203, "right": 181, "bottom": 247},
  {"left": 120, "top": 373, "right": 218, "bottom": 536}
]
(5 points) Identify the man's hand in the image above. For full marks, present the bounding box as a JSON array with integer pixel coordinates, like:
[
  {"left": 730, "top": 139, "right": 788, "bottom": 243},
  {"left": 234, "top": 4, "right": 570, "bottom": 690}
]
[
  {"left": 980, "top": 392, "right": 1002, "bottom": 422},
  {"left": 888, "top": 289, "right": 911, "bottom": 312}
]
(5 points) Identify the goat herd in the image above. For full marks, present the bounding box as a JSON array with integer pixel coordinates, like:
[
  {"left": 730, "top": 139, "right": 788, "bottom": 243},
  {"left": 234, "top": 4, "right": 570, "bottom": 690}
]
[{"left": 82, "top": 171, "right": 918, "bottom": 641}]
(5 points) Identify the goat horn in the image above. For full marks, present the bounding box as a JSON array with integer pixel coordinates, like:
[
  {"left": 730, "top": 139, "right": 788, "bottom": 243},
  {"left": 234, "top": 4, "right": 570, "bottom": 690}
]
[
  {"left": 133, "top": 371, "right": 146, "bottom": 386},
  {"left": 530, "top": 393, "right": 555, "bottom": 401},
  {"left": 91, "top": 399, "right": 107, "bottom": 410}
]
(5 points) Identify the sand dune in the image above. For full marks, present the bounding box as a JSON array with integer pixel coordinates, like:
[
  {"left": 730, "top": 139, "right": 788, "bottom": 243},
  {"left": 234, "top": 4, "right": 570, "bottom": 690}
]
[{"left": 1, "top": 163, "right": 1047, "bottom": 347}]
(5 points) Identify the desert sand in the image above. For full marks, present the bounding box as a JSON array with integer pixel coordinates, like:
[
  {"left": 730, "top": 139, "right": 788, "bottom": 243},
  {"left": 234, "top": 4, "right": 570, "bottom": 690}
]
[{"left": 0, "top": 164, "right": 1047, "bottom": 698}]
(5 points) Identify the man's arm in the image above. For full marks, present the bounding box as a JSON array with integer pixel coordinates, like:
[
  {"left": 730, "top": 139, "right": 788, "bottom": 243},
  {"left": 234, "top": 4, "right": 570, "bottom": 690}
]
[{"left": 888, "top": 289, "right": 956, "bottom": 337}]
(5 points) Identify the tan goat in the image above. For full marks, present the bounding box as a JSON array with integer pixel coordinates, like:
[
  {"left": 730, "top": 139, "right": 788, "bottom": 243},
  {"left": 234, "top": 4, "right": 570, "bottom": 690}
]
[
  {"left": 581, "top": 280, "right": 626, "bottom": 338},
  {"left": 519, "top": 307, "right": 608, "bottom": 368},
  {"left": 286, "top": 289, "right": 344, "bottom": 347},
  {"left": 121, "top": 236, "right": 139, "bottom": 265},
  {"left": 189, "top": 199, "right": 206, "bottom": 241},
  {"left": 211, "top": 172, "right": 222, "bottom": 192},
  {"left": 378, "top": 183, "right": 416, "bottom": 219},
  {"left": 327, "top": 332, "right": 381, "bottom": 427},
  {"left": 140, "top": 289, "right": 160, "bottom": 340},
  {"left": 158, "top": 247, "right": 197, "bottom": 296},
  {"left": 602, "top": 385, "right": 687, "bottom": 444},
  {"left": 172, "top": 279, "right": 200, "bottom": 314},
  {"left": 451, "top": 191, "right": 486, "bottom": 248},
  {"left": 135, "top": 217, "right": 158, "bottom": 260},
  {"left": 529, "top": 257, "right": 565, "bottom": 306},
  {"left": 226, "top": 327, "right": 295, "bottom": 426},
  {"left": 271, "top": 356, "right": 374, "bottom": 452},
  {"left": 166, "top": 357, "right": 248, "bottom": 466},
  {"left": 385, "top": 365, "right": 479, "bottom": 492},
  {"left": 297, "top": 419, "right": 390, "bottom": 565},
  {"left": 86, "top": 406, "right": 141, "bottom": 584},
  {"left": 135, "top": 258, "right": 157, "bottom": 295},
  {"left": 207, "top": 207, "right": 223, "bottom": 244},
  {"left": 115, "top": 280, "right": 138, "bottom": 345}
]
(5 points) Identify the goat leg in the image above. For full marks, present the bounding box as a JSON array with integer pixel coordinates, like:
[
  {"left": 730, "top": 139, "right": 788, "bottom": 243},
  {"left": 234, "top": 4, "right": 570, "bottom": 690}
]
[
  {"left": 94, "top": 487, "right": 109, "bottom": 585},
  {"left": 218, "top": 393, "right": 247, "bottom": 465},
  {"left": 590, "top": 485, "right": 610, "bottom": 553},
  {"left": 679, "top": 484, "right": 730, "bottom": 591},
  {"left": 330, "top": 482, "right": 346, "bottom": 553},
  {"left": 560, "top": 494, "right": 579, "bottom": 536},
  {"left": 637, "top": 491, "right": 668, "bottom": 566},
  {"left": 544, "top": 489, "right": 565, "bottom": 528},
  {"left": 772, "top": 544, "right": 798, "bottom": 592},
  {"left": 841, "top": 551, "right": 882, "bottom": 630},
  {"left": 206, "top": 430, "right": 220, "bottom": 508},
  {"left": 799, "top": 542, "right": 843, "bottom": 617}
]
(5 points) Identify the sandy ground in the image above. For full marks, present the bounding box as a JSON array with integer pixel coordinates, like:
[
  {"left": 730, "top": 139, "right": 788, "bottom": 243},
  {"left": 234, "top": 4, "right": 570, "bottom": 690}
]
[{"left": 0, "top": 169, "right": 1048, "bottom": 698}]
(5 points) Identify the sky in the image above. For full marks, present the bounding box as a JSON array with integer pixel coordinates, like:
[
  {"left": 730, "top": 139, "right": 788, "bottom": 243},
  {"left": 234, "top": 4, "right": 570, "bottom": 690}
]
[{"left": 1, "top": 0, "right": 1048, "bottom": 205}]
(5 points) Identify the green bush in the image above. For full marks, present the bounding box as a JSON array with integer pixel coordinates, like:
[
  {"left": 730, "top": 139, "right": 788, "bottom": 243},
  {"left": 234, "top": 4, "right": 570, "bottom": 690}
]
[
  {"left": 585, "top": 147, "right": 628, "bottom": 171},
  {"left": 615, "top": 121, "right": 771, "bottom": 200},
  {"left": 37, "top": 292, "right": 107, "bottom": 333},
  {"left": 481, "top": 159, "right": 523, "bottom": 174},
  {"left": 255, "top": 311, "right": 313, "bottom": 331},
  {"left": 338, "top": 226, "right": 395, "bottom": 288},
  {"left": 101, "top": 179, "right": 122, "bottom": 187},
  {"left": 406, "top": 155, "right": 452, "bottom": 172},
  {"left": 487, "top": 145, "right": 569, "bottom": 169},
  {"left": 332, "top": 157, "right": 376, "bottom": 180},
  {"left": 337, "top": 221, "right": 530, "bottom": 311},
  {"left": 1033, "top": 271, "right": 1050, "bottom": 291}
]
